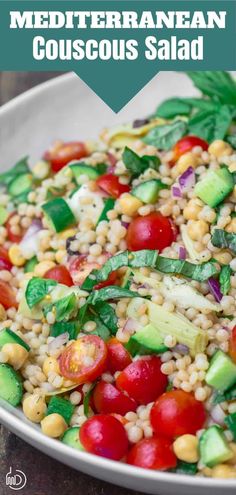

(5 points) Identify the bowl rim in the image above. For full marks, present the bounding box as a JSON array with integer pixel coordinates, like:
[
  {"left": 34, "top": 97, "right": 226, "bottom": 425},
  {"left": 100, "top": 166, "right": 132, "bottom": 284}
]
[{"left": 0, "top": 72, "right": 235, "bottom": 489}]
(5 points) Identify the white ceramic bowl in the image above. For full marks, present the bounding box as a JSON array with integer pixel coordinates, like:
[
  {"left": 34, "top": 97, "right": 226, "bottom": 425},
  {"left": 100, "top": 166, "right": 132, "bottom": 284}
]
[{"left": 0, "top": 72, "right": 236, "bottom": 494}]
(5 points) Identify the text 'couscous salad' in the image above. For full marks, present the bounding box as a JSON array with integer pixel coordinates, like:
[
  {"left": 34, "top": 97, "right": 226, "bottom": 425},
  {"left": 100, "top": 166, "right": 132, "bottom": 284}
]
[{"left": 2, "top": 72, "right": 236, "bottom": 478}]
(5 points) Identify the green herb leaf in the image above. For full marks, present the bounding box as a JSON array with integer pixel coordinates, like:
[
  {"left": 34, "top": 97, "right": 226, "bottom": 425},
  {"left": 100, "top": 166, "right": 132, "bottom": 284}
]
[
  {"left": 44, "top": 293, "right": 77, "bottom": 322},
  {"left": 172, "top": 461, "right": 198, "bottom": 475},
  {"left": 50, "top": 320, "right": 79, "bottom": 340},
  {"left": 155, "top": 98, "right": 191, "bottom": 119},
  {"left": 213, "top": 384, "right": 236, "bottom": 404},
  {"left": 87, "top": 286, "right": 140, "bottom": 306},
  {"left": 219, "top": 265, "right": 232, "bottom": 295},
  {"left": 188, "top": 106, "right": 232, "bottom": 142},
  {"left": 225, "top": 412, "right": 236, "bottom": 440},
  {"left": 0, "top": 157, "right": 29, "bottom": 186},
  {"left": 122, "top": 147, "right": 160, "bottom": 177},
  {"left": 187, "top": 72, "right": 236, "bottom": 105},
  {"left": 81, "top": 250, "right": 158, "bottom": 291},
  {"left": 25, "top": 277, "right": 57, "bottom": 308},
  {"left": 211, "top": 229, "right": 236, "bottom": 254},
  {"left": 143, "top": 120, "right": 187, "bottom": 150},
  {"left": 46, "top": 396, "right": 74, "bottom": 424},
  {"left": 97, "top": 198, "right": 115, "bottom": 224},
  {"left": 83, "top": 382, "right": 97, "bottom": 417},
  {"left": 94, "top": 302, "right": 118, "bottom": 334},
  {"left": 155, "top": 257, "right": 219, "bottom": 282}
]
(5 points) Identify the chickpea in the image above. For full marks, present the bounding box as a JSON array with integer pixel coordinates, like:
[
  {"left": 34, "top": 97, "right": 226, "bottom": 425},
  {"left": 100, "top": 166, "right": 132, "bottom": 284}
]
[
  {"left": 34, "top": 261, "right": 56, "bottom": 277},
  {"left": 41, "top": 413, "right": 67, "bottom": 438},
  {"left": 176, "top": 152, "right": 200, "bottom": 174},
  {"left": 208, "top": 140, "right": 233, "bottom": 158},
  {"left": 119, "top": 194, "right": 143, "bottom": 217},
  {"left": 2, "top": 343, "right": 28, "bottom": 370},
  {"left": 55, "top": 249, "right": 67, "bottom": 264},
  {"left": 228, "top": 443, "right": 236, "bottom": 465},
  {"left": 42, "top": 357, "right": 60, "bottom": 377},
  {"left": 173, "top": 434, "right": 199, "bottom": 463},
  {"left": 214, "top": 250, "right": 232, "bottom": 265},
  {"left": 0, "top": 304, "right": 6, "bottom": 321},
  {"left": 226, "top": 218, "right": 236, "bottom": 234},
  {"left": 23, "top": 394, "right": 47, "bottom": 423},
  {"left": 187, "top": 220, "right": 209, "bottom": 241},
  {"left": 183, "top": 200, "right": 202, "bottom": 221},
  {"left": 211, "top": 464, "right": 236, "bottom": 479},
  {"left": 8, "top": 245, "right": 25, "bottom": 267}
]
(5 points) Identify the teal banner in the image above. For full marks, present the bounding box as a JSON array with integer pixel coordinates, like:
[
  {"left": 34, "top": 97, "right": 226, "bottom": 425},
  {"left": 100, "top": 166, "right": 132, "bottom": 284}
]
[{"left": 0, "top": 1, "right": 236, "bottom": 111}]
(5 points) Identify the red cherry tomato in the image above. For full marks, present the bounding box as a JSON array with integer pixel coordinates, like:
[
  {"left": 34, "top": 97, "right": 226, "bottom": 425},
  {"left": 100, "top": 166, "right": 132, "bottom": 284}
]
[
  {"left": 116, "top": 356, "right": 168, "bottom": 405},
  {"left": 44, "top": 141, "right": 88, "bottom": 173},
  {"left": 44, "top": 265, "right": 73, "bottom": 287},
  {"left": 96, "top": 174, "right": 130, "bottom": 199},
  {"left": 0, "top": 280, "right": 17, "bottom": 309},
  {"left": 59, "top": 335, "right": 108, "bottom": 384},
  {"left": 93, "top": 381, "right": 137, "bottom": 416},
  {"left": 5, "top": 213, "right": 23, "bottom": 243},
  {"left": 79, "top": 414, "right": 129, "bottom": 460},
  {"left": 150, "top": 390, "right": 206, "bottom": 439},
  {"left": 127, "top": 437, "right": 177, "bottom": 470},
  {"left": 229, "top": 326, "right": 236, "bottom": 363},
  {"left": 107, "top": 337, "right": 132, "bottom": 374},
  {"left": 173, "top": 136, "right": 208, "bottom": 162},
  {"left": 126, "top": 213, "right": 175, "bottom": 252},
  {"left": 0, "top": 246, "right": 12, "bottom": 271},
  {"left": 69, "top": 255, "right": 117, "bottom": 288}
]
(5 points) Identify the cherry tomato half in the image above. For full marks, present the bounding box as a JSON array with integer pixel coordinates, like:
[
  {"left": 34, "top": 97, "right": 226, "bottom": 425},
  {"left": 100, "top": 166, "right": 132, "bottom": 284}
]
[
  {"left": 127, "top": 437, "right": 177, "bottom": 470},
  {"left": 107, "top": 337, "right": 132, "bottom": 374},
  {"left": 96, "top": 174, "right": 130, "bottom": 199},
  {"left": 150, "top": 390, "right": 206, "bottom": 439},
  {"left": 126, "top": 213, "right": 175, "bottom": 252},
  {"left": 93, "top": 381, "right": 137, "bottom": 416},
  {"left": 44, "top": 265, "right": 73, "bottom": 287},
  {"left": 172, "top": 136, "right": 208, "bottom": 162},
  {"left": 116, "top": 356, "right": 168, "bottom": 405},
  {"left": 79, "top": 414, "right": 129, "bottom": 460},
  {"left": 0, "top": 246, "right": 12, "bottom": 271},
  {"left": 69, "top": 255, "right": 117, "bottom": 288},
  {"left": 0, "top": 280, "right": 17, "bottom": 309},
  {"left": 44, "top": 141, "right": 88, "bottom": 173},
  {"left": 229, "top": 326, "right": 236, "bottom": 363},
  {"left": 59, "top": 335, "right": 108, "bottom": 384},
  {"left": 5, "top": 212, "right": 23, "bottom": 243}
]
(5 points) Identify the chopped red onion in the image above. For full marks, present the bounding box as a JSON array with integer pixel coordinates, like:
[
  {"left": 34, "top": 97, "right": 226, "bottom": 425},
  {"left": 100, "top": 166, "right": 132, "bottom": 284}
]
[
  {"left": 172, "top": 343, "right": 189, "bottom": 355},
  {"left": 178, "top": 167, "right": 195, "bottom": 192},
  {"left": 208, "top": 278, "right": 223, "bottom": 303},
  {"left": 20, "top": 219, "right": 43, "bottom": 255},
  {"left": 210, "top": 404, "right": 226, "bottom": 426},
  {"left": 133, "top": 118, "right": 149, "bottom": 128},
  {"left": 171, "top": 184, "right": 182, "bottom": 198},
  {"left": 178, "top": 246, "right": 187, "bottom": 260},
  {"left": 121, "top": 221, "right": 129, "bottom": 229},
  {"left": 107, "top": 165, "right": 115, "bottom": 174},
  {"left": 48, "top": 332, "right": 69, "bottom": 353}
]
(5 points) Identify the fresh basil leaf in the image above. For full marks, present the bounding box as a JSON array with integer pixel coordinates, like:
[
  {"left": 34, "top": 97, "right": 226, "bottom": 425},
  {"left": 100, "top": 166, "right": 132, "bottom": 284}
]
[
  {"left": 0, "top": 157, "right": 29, "bottom": 186},
  {"left": 184, "top": 98, "right": 220, "bottom": 113},
  {"left": 188, "top": 106, "right": 232, "bottom": 142},
  {"left": 224, "top": 412, "right": 236, "bottom": 440},
  {"left": 122, "top": 147, "right": 160, "bottom": 178},
  {"left": 97, "top": 198, "right": 115, "bottom": 224},
  {"left": 143, "top": 120, "right": 187, "bottom": 150},
  {"left": 87, "top": 286, "right": 140, "bottom": 305},
  {"left": 171, "top": 461, "right": 198, "bottom": 475},
  {"left": 81, "top": 250, "right": 158, "bottom": 291},
  {"left": 212, "top": 229, "right": 236, "bottom": 254},
  {"left": 50, "top": 320, "right": 79, "bottom": 340},
  {"left": 83, "top": 382, "right": 97, "bottom": 417},
  {"left": 94, "top": 302, "right": 117, "bottom": 335},
  {"left": 155, "top": 98, "right": 191, "bottom": 119},
  {"left": 155, "top": 257, "right": 219, "bottom": 282},
  {"left": 187, "top": 72, "right": 236, "bottom": 105},
  {"left": 219, "top": 265, "right": 232, "bottom": 296},
  {"left": 96, "top": 163, "right": 108, "bottom": 174},
  {"left": 43, "top": 293, "right": 77, "bottom": 322},
  {"left": 46, "top": 396, "right": 74, "bottom": 424},
  {"left": 213, "top": 384, "right": 236, "bottom": 404},
  {"left": 25, "top": 277, "right": 57, "bottom": 308}
]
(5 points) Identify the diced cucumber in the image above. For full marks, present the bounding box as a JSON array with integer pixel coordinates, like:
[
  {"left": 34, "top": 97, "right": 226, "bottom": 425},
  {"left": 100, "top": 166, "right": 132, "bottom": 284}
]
[
  {"left": 132, "top": 179, "right": 167, "bottom": 204},
  {"left": 24, "top": 256, "right": 38, "bottom": 273},
  {"left": 61, "top": 427, "right": 84, "bottom": 450},
  {"left": 70, "top": 163, "right": 101, "bottom": 184},
  {"left": 0, "top": 363, "right": 23, "bottom": 406},
  {"left": 195, "top": 168, "right": 234, "bottom": 207},
  {"left": 0, "top": 206, "right": 8, "bottom": 226},
  {"left": 8, "top": 173, "right": 33, "bottom": 198},
  {"left": 225, "top": 412, "right": 236, "bottom": 440},
  {"left": 199, "top": 425, "right": 233, "bottom": 467},
  {"left": 46, "top": 396, "right": 75, "bottom": 424},
  {"left": 206, "top": 350, "right": 236, "bottom": 391},
  {"left": 0, "top": 328, "right": 30, "bottom": 351},
  {"left": 97, "top": 198, "right": 115, "bottom": 224},
  {"left": 42, "top": 198, "right": 76, "bottom": 233},
  {"left": 126, "top": 323, "right": 167, "bottom": 356}
]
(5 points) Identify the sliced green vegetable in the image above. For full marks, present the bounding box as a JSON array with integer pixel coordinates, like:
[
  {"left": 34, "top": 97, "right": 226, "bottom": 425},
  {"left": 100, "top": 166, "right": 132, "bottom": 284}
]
[
  {"left": 42, "top": 198, "right": 76, "bottom": 233},
  {"left": 50, "top": 321, "right": 79, "bottom": 340},
  {"left": 93, "top": 302, "right": 118, "bottom": 335},
  {"left": 132, "top": 179, "right": 167, "bottom": 204},
  {"left": 0, "top": 328, "right": 30, "bottom": 352},
  {"left": 0, "top": 206, "right": 8, "bottom": 226},
  {"left": 156, "top": 257, "right": 219, "bottom": 282},
  {"left": 122, "top": 147, "right": 160, "bottom": 178},
  {"left": 62, "top": 427, "right": 84, "bottom": 450},
  {"left": 25, "top": 277, "right": 57, "bottom": 308},
  {"left": 126, "top": 324, "right": 167, "bottom": 356},
  {"left": 199, "top": 425, "right": 233, "bottom": 467},
  {"left": 225, "top": 412, "right": 236, "bottom": 440},
  {"left": 206, "top": 350, "right": 236, "bottom": 392},
  {"left": 43, "top": 293, "right": 77, "bottom": 322},
  {"left": 0, "top": 363, "right": 23, "bottom": 406},
  {"left": 70, "top": 162, "right": 105, "bottom": 184},
  {"left": 0, "top": 157, "right": 29, "bottom": 186},
  {"left": 143, "top": 120, "right": 187, "bottom": 150},
  {"left": 8, "top": 173, "right": 33, "bottom": 198},
  {"left": 87, "top": 286, "right": 140, "bottom": 306},
  {"left": 155, "top": 98, "right": 191, "bottom": 119},
  {"left": 97, "top": 198, "right": 115, "bottom": 224},
  {"left": 195, "top": 168, "right": 234, "bottom": 207},
  {"left": 24, "top": 256, "right": 38, "bottom": 273},
  {"left": 213, "top": 383, "right": 236, "bottom": 404},
  {"left": 219, "top": 265, "right": 232, "bottom": 295},
  {"left": 212, "top": 229, "right": 236, "bottom": 254},
  {"left": 46, "top": 396, "right": 74, "bottom": 424}
]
